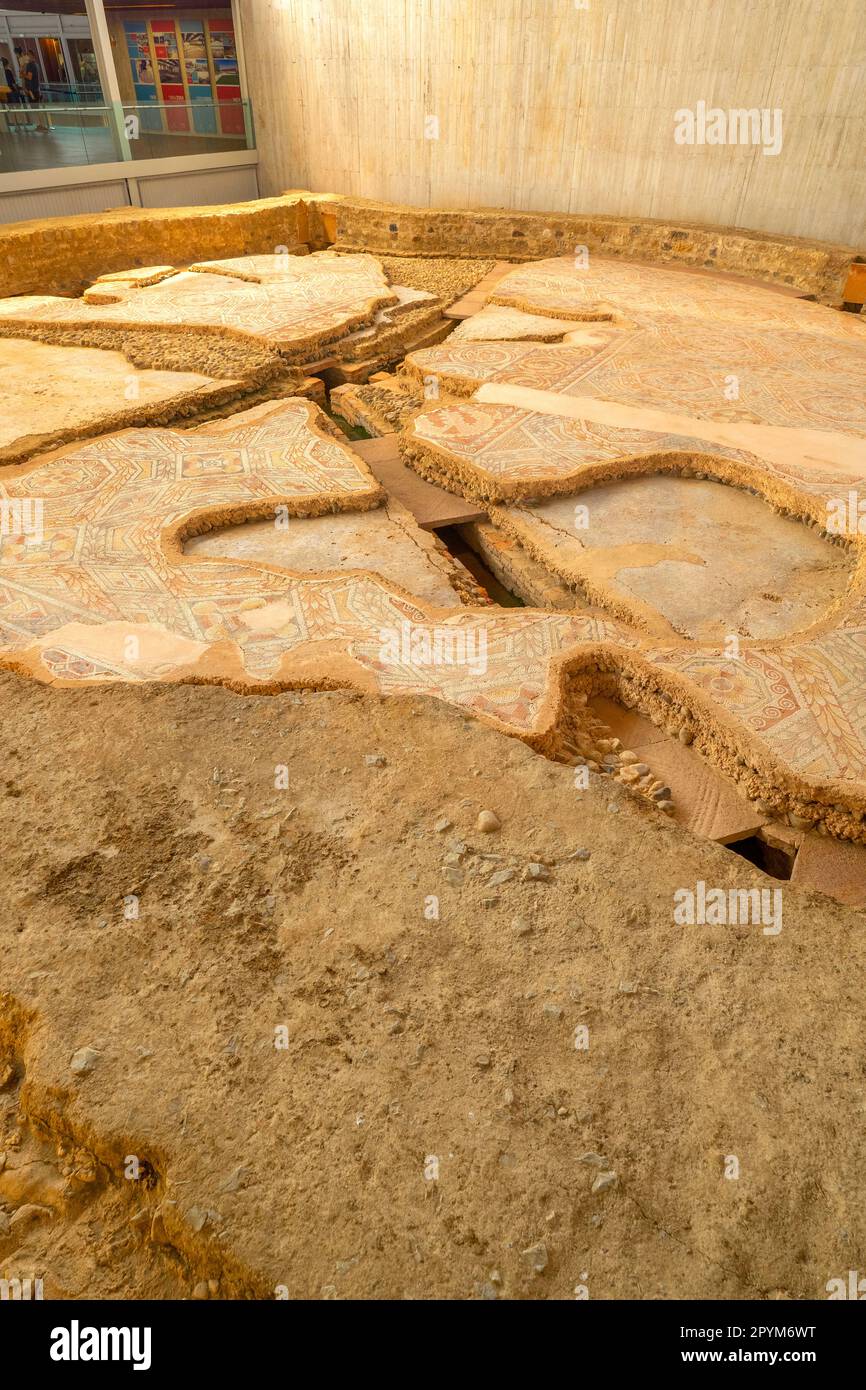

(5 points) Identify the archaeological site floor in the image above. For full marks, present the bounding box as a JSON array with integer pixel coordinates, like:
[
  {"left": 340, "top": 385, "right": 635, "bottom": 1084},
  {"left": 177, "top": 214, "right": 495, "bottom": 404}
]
[{"left": 1, "top": 196, "right": 865, "bottom": 1300}]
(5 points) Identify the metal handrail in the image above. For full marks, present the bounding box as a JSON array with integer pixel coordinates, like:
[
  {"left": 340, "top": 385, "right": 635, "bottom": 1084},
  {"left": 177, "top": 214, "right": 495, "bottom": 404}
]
[
  {"left": 3, "top": 100, "right": 249, "bottom": 114},
  {"left": 0, "top": 97, "right": 255, "bottom": 176}
]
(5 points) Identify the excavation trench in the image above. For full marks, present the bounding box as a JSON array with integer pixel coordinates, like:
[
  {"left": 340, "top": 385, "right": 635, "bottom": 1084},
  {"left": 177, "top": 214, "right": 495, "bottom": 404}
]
[
  {"left": 0, "top": 1001, "right": 269, "bottom": 1301},
  {"left": 323, "top": 399, "right": 526, "bottom": 606}
]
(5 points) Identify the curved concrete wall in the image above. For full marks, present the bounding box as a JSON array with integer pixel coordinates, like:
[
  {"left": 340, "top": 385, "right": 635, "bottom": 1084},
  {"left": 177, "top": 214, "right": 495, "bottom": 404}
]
[{"left": 239, "top": 0, "right": 866, "bottom": 248}]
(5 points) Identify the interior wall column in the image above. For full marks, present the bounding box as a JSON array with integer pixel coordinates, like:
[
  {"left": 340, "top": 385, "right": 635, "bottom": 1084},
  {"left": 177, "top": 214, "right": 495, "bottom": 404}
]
[
  {"left": 84, "top": 0, "right": 132, "bottom": 160},
  {"left": 230, "top": 0, "right": 254, "bottom": 150}
]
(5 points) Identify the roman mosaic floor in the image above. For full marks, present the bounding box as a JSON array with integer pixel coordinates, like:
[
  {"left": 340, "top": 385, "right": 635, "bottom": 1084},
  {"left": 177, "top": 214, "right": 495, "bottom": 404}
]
[
  {"left": 184, "top": 496, "right": 472, "bottom": 610},
  {"left": 400, "top": 256, "right": 866, "bottom": 830},
  {"left": 0, "top": 252, "right": 398, "bottom": 362},
  {"left": 1, "top": 251, "right": 865, "bottom": 838},
  {"left": 0, "top": 250, "right": 451, "bottom": 379},
  {"left": 0, "top": 251, "right": 479, "bottom": 461},
  {"left": 0, "top": 336, "right": 252, "bottom": 468}
]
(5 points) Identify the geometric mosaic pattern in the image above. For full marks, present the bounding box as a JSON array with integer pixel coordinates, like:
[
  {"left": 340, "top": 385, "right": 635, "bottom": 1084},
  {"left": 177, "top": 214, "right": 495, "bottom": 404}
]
[
  {"left": 487, "top": 255, "right": 866, "bottom": 338},
  {"left": 0, "top": 399, "right": 382, "bottom": 678},
  {"left": 406, "top": 330, "right": 866, "bottom": 499},
  {"left": 401, "top": 257, "right": 866, "bottom": 796},
  {"left": 409, "top": 327, "right": 866, "bottom": 440},
  {"left": 2, "top": 253, "right": 866, "bottom": 826},
  {"left": 0, "top": 252, "right": 397, "bottom": 361},
  {"left": 0, "top": 395, "right": 623, "bottom": 714}
]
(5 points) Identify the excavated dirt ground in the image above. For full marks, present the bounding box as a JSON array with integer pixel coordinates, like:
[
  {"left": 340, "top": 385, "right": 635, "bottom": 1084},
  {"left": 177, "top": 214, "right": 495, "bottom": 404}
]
[
  {"left": 377, "top": 256, "right": 496, "bottom": 300},
  {"left": 1, "top": 669, "right": 864, "bottom": 1301}
]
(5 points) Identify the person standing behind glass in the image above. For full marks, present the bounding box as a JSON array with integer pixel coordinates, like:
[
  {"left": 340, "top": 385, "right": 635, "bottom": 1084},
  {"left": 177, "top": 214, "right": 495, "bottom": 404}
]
[
  {"left": 15, "top": 47, "right": 48, "bottom": 132},
  {"left": 1, "top": 55, "right": 27, "bottom": 131}
]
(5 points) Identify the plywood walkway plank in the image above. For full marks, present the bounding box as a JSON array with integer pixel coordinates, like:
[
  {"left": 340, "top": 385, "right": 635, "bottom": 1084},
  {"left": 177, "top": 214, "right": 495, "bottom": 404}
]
[{"left": 352, "top": 436, "right": 487, "bottom": 531}]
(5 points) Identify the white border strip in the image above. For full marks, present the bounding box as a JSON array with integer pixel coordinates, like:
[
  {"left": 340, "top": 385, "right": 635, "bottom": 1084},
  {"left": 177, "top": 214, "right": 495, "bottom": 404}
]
[{"left": 0, "top": 148, "right": 259, "bottom": 196}]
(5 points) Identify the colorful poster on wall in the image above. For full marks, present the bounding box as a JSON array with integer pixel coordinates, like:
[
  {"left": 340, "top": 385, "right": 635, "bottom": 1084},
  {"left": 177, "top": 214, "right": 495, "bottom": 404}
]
[
  {"left": 151, "top": 21, "right": 189, "bottom": 132},
  {"left": 180, "top": 18, "right": 216, "bottom": 135},
  {"left": 207, "top": 17, "right": 244, "bottom": 135},
  {"left": 123, "top": 20, "right": 161, "bottom": 134}
]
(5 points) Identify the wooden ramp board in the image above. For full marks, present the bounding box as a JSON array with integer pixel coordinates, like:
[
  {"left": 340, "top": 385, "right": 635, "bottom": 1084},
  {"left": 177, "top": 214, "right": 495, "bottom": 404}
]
[
  {"left": 445, "top": 262, "right": 517, "bottom": 320},
  {"left": 352, "top": 436, "right": 487, "bottom": 531},
  {"left": 791, "top": 834, "right": 866, "bottom": 908},
  {"left": 589, "top": 695, "right": 769, "bottom": 844}
]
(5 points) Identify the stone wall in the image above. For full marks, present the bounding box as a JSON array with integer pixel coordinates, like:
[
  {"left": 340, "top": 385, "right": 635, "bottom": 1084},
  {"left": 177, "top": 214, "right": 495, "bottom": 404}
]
[
  {"left": 0, "top": 189, "right": 859, "bottom": 306},
  {"left": 315, "top": 195, "right": 859, "bottom": 303},
  {"left": 0, "top": 196, "right": 322, "bottom": 299}
]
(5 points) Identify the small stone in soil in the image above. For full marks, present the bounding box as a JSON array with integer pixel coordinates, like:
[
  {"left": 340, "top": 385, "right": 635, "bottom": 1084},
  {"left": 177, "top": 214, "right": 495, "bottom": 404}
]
[
  {"left": 520, "top": 1241, "right": 548, "bottom": 1273},
  {"left": 70, "top": 1047, "right": 100, "bottom": 1075},
  {"left": 591, "top": 1171, "right": 618, "bottom": 1193},
  {"left": 524, "top": 862, "right": 550, "bottom": 881}
]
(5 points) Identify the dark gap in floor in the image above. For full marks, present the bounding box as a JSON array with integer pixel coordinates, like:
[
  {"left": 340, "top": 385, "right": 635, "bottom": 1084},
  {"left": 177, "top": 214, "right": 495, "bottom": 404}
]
[
  {"left": 726, "top": 834, "right": 796, "bottom": 881},
  {"left": 435, "top": 525, "right": 525, "bottom": 606},
  {"left": 322, "top": 401, "right": 371, "bottom": 440}
]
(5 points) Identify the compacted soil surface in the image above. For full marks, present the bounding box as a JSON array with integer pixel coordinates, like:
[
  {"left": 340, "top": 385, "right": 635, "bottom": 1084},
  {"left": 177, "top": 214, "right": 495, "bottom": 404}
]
[{"left": 0, "top": 670, "right": 863, "bottom": 1300}]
